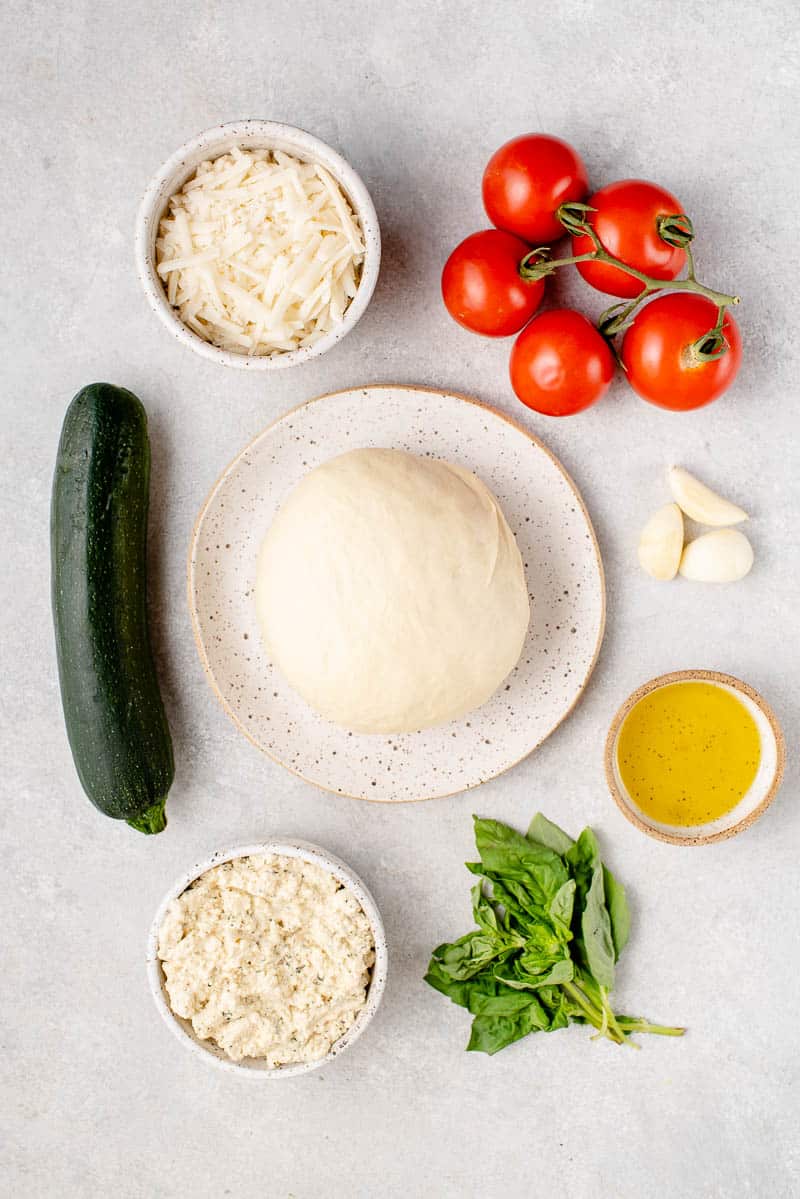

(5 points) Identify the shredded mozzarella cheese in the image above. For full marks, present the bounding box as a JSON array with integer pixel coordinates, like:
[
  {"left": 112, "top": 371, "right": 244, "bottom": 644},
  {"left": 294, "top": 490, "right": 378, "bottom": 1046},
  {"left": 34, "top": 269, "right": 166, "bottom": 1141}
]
[{"left": 155, "top": 147, "right": 365, "bottom": 356}]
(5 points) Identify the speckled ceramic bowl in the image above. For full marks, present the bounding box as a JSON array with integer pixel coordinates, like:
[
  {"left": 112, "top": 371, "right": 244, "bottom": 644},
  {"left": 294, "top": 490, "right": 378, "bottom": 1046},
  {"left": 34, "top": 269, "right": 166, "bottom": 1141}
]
[
  {"left": 135, "top": 120, "right": 380, "bottom": 369},
  {"left": 605, "top": 670, "right": 785, "bottom": 846},
  {"left": 188, "top": 385, "right": 606, "bottom": 801},
  {"left": 147, "top": 840, "right": 388, "bottom": 1077}
]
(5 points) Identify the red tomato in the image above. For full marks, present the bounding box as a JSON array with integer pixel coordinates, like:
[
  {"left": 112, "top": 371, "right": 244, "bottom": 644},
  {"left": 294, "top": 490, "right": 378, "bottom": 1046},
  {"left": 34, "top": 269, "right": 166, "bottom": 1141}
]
[
  {"left": 482, "top": 134, "right": 588, "bottom": 244},
  {"left": 621, "top": 293, "right": 742, "bottom": 410},
  {"left": 572, "top": 180, "right": 687, "bottom": 298},
  {"left": 441, "top": 229, "right": 545, "bottom": 336},
  {"left": 509, "top": 309, "right": 615, "bottom": 416}
]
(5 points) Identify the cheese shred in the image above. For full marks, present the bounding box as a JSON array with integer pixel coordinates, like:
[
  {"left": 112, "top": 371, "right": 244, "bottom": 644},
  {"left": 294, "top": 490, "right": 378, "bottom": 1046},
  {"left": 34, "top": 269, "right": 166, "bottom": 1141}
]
[{"left": 156, "top": 147, "right": 365, "bottom": 356}]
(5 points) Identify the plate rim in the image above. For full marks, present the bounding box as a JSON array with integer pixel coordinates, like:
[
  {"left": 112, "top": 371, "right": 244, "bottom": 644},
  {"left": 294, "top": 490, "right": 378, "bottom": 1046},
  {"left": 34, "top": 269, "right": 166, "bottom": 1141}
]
[{"left": 187, "top": 383, "right": 607, "bottom": 801}]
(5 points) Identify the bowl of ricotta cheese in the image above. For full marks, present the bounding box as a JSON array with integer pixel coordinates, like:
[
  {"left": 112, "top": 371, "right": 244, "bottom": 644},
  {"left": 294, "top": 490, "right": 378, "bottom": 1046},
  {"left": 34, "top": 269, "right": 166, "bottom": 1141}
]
[{"left": 147, "top": 841, "right": 387, "bottom": 1075}]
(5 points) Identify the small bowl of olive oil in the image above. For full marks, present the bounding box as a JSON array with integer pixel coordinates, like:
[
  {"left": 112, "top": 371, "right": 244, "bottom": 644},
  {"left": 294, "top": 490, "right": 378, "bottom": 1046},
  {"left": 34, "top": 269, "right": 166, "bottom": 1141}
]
[{"left": 605, "top": 670, "right": 785, "bottom": 845}]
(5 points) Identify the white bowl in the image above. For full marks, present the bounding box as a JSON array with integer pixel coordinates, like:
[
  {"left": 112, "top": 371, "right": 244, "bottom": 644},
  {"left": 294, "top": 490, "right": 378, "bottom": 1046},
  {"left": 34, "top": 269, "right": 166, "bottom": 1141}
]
[
  {"left": 605, "top": 670, "right": 785, "bottom": 846},
  {"left": 135, "top": 120, "right": 381, "bottom": 369},
  {"left": 146, "top": 840, "right": 388, "bottom": 1076}
]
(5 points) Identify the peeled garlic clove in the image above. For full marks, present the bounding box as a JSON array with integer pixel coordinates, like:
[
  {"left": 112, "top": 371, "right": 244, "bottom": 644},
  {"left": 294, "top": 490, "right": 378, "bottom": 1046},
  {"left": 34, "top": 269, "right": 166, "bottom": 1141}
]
[
  {"left": 668, "top": 466, "right": 748, "bottom": 526},
  {"left": 679, "top": 529, "right": 754, "bottom": 582},
  {"left": 638, "top": 503, "right": 684, "bottom": 580}
]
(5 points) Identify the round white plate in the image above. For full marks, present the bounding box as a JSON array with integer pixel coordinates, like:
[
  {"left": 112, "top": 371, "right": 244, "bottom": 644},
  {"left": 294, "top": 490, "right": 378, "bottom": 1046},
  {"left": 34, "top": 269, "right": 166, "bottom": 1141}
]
[{"left": 188, "top": 386, "right": 605, "bottom": 801}]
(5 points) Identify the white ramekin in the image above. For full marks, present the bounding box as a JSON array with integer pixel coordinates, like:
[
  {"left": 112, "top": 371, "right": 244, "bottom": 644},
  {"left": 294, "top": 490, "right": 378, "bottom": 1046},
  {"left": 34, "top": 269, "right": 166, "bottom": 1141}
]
[
  {"left": 146, "top": 840, "right": 388, "bottom": 1077},
  {"left": 604, "top": 670, "right": 785, "bottom": 846},
  {"left": 135, "top": 120, "right": 381, "bottom": 369}
]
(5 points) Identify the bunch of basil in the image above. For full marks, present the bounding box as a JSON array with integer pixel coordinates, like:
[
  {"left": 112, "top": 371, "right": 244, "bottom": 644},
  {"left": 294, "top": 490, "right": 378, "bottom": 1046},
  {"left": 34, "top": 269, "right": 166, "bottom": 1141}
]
[{"left": 425, "top": 813, "right": 683, "bottom": 1053}]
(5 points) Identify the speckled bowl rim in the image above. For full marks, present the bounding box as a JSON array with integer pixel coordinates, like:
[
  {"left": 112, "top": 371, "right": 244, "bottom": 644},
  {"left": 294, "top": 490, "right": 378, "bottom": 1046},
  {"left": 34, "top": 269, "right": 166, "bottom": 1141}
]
[
  {"left": 186, "top": 384, "right": 607, "bottom": 802},
  {"left": 146, "top": 840, "right": 388, "bottom": 1077},
  {"left": 134, "top": 119, "right": 381, "bottom": 370},
  {"left": 604, "top": 670, "right": 786, "bottom": 846}
]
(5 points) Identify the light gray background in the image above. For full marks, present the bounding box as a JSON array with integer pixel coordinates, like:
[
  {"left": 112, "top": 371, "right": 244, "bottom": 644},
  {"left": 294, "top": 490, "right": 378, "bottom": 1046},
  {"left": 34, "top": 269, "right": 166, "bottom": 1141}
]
[{"left": 3, "top": 2, "right": 798, "bottom": 1196}]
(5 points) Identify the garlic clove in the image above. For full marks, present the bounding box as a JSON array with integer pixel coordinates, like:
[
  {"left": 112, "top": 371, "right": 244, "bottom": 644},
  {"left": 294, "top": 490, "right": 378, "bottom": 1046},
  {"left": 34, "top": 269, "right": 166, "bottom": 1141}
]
[
  {"left": 638, "top": 503, "right": 684, "bottom": 580},
  {"left": 668, "top": 466, "right": 748, "bottom": 527},
  {"left": 679, "top": 529, "right": 754, "bottom": 583}
]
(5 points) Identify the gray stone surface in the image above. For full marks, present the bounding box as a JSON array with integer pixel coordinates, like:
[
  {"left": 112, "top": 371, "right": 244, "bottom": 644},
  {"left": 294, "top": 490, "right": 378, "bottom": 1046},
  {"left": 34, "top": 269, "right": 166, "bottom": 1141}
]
[{"left": 2, "top": 1, "right": 798, "bottom": 1196}]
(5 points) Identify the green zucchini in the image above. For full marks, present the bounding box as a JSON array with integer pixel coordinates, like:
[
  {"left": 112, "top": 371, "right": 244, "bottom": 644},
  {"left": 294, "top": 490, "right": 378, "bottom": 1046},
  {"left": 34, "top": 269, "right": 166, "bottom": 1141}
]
[{"left": 51, "top": 384, "right": 174, "bottom": 834}]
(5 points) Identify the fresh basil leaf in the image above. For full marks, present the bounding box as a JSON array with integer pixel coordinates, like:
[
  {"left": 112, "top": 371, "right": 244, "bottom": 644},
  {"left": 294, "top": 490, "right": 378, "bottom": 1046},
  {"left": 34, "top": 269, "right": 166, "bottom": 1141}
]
[
  {"left": 543, "top": 1003, "right": 570, "bottom": 1032},
  {"left": 521, "top": 923, "right": 568, "bottom": 971},
  {"left": 472, "top": 855, "right": 568, "bottom": 915},
  {"left": 527, "top": 812, "right": 575, "bottom": 856},
  {"left": 566, "top": 827, "right": 604, "bottom": 929},
  {"left": 466, "top": 1015, "right": 523, "bottom": 1054},
  {"left": 471, "top": 882, "right": 503, "bottom": 934},
  {"left": 496, "top": 957, "right": 574, "bottom": 990},
  {"left": 566, "top": 826, "right": 601, "bottom": 890},
  {"left": 467, "top": 999, "right": 553, "bottom": 1054},
  {"left": 424, "top": 957, "right": 476, "bottom": 1007},
  {"left": 537, "top": 959, "right": 575, "bottom": 987},
  {"left": 474, "top": 816, "right": 552, "bottom": 865},
  {"left": 580, "top": 866, "right": 616, "bottom": 990},
  {"left": 466, "top": 988, "right": 543, "bottom": 1017},
  {"left": 549, "top": 879, "right": 576, "bottom": 935},
  {"left": 532, "top": 957, "right": 574, "bottom": 987},
  {"left": 603, "top": 866, "right": 631, "bottom": 959},
  {"left": 473, "top": 818, "right": 569, "bottom": 904},
  {"left": 527, "top": 859, "right": 571, "bottom": 908},
  {"left": 536, "top": 984, "right": 571, "bottom": 1024},
  {"left": 430, "top": 930, "right": 513, "bottom": 980},
  {"left": 467, "top": 867, "right": 548, "bottom": 931},
  {"left": 491, "top": 925, "right": 573, "bottom": 990},
  {"left": 565, "top": 828, "right": 626, "bottom": 980},
  {"left": 493, "top": 873, "right": 551, "bottom": 921},
  {"left": 425, "top": 959, "right": 518, "bottom": 1009}
]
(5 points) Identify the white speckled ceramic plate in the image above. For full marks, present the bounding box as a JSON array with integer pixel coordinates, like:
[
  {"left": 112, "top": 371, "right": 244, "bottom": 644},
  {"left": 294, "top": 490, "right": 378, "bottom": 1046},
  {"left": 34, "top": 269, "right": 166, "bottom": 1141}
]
[{"left": 188, "top": 386, "right": 605, "bottom": 801}]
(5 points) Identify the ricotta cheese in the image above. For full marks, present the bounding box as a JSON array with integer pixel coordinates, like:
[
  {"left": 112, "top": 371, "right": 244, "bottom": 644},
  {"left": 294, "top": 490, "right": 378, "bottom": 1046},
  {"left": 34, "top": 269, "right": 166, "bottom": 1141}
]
[
  {"left": 157, "top": 854, "right": 375, "bottom": 1065},
  {"left": 155, "top": 147, "right": 364, "bottom": 356}
]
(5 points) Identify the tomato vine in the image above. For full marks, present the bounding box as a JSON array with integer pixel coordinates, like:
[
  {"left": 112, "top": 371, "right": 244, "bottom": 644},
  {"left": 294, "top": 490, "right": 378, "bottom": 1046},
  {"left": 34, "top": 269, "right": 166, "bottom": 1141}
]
[{"left": 518, "top": 201, "right": 740, "bottom": 361}]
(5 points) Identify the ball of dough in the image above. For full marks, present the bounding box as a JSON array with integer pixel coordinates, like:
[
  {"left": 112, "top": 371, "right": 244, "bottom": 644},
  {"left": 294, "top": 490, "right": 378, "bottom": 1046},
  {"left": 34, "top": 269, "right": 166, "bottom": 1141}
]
[{"left": 255, "top": 448, "right": 530, "bottom": 734}]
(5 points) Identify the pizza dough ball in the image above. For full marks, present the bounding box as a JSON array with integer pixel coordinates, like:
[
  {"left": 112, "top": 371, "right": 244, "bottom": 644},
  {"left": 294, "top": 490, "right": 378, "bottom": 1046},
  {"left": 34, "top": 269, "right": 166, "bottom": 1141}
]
[{"left": 255, "top": 448, "right": 530, "bottom": 734}]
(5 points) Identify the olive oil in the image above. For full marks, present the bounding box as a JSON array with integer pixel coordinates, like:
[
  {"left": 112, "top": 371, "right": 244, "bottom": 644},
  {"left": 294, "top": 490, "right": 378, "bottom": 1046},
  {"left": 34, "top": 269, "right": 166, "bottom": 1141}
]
[{"left": 617, "top": 682, "right": 761, "bottom": 828}]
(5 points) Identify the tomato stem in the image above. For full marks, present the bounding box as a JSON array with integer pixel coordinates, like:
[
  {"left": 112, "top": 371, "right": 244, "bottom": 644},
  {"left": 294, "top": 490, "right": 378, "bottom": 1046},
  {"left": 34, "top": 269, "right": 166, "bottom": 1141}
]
[
  {"left": 686, "top": 304, "right": 732, "bottom": 364},
  {"left": 520, "top": 246, "right": 739, "bottom": 310},
  {"left": 518, "top": 204, "right": 740, "bottom": 353},
  {"left": 656, "top": 213, "right": 695, "bottom": 249}
]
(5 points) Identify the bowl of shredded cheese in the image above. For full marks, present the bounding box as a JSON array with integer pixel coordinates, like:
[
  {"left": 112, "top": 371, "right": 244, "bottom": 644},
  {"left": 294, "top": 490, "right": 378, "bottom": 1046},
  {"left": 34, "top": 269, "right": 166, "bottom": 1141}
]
[
  {"left": 136, "top": 121, "right": 380, "bottom": 368},
  {"left": 147, "top": 840, "right": 388, "bottom": 1076}
]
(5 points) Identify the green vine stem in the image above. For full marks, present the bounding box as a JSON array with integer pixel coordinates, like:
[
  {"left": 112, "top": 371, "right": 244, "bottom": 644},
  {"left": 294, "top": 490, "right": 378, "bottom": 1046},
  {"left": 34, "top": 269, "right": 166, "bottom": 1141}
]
[{"left": 518, "top": 201, "right": 740, "bottom": 350}]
